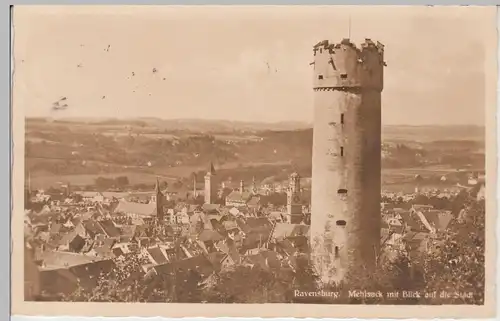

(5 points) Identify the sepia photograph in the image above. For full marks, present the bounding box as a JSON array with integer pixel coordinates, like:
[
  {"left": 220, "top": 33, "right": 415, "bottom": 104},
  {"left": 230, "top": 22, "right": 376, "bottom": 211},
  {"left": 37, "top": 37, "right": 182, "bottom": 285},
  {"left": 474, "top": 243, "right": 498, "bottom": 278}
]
[{"left": 10, "top": 4, "right": 497, "bottom": 319}]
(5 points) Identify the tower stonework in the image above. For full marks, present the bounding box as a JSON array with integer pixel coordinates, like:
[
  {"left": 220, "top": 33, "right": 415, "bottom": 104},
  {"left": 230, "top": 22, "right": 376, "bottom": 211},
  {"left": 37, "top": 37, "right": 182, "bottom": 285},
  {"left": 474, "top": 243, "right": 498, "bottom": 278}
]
[
  {"left": 204, "top": 162, "right": 217, "bottom": 204},
  {"left": 287, "top": 172, "right": 303, "bottom": 224},
  {"left": 310, "top": 39, "right": 385, "bottom": 284}
]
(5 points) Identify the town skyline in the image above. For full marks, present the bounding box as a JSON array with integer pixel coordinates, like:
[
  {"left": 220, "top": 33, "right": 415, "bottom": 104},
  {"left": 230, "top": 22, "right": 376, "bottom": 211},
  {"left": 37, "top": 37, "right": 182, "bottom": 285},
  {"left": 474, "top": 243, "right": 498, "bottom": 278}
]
[{"left": 14, "top": 6, "right": 487, "bottom": 126}]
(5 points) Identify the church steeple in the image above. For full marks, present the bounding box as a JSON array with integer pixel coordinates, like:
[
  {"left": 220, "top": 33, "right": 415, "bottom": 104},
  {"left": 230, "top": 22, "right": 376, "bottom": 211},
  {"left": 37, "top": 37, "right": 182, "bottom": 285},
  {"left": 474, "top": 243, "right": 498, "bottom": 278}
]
[
  {"left": 155, "top": 177, "right": 164, "bottom": 221},
  {"left": 209, "top": 161, "right": 216, "bottom": 175},
  {"left": 155, "top": 177, "right": 161, "bottom": 194}
]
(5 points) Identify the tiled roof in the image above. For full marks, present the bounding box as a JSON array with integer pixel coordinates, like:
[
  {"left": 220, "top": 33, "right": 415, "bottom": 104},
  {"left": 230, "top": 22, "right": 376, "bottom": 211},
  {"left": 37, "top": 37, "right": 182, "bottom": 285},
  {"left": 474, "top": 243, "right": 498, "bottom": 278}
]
[
  {"left": 114, "top": 200, "right": 156, "bottom": 216},
  {"left": 398, "top": 211, "right": 425, "bottom": 232},
  {"left": 236, "top": 217, "right": 272, "bottom": 234},
  {"left": 202, "top": 203, "right": 221, "bottom": 213},
  {"left": 421, "top": 210, "right": 453, "bottom": 232},
  {"left": 39, "top": 268, "right": 79, "bottom": 295},
  {"left": 270, "top": 223, "right": 310, "bottom": 241},
  {"left": 101, "top": 192, "right": 130, "bottom": 199},
  {"left": 206, "top": 251, "right": 225, "bottom": 271},
  {"left": 247, "top": 196, "right": 261, "bottom": 206},
  {"left": 98, "top": 219, "right": 121, "bottom": 238},
  {"left": 39, "top": 251, "right": 102, "bottom": 270},
  {"left": 119, "top": 225, "right": 137, "bottom": 237},
  {"left": 147, "top": 247, "right": 169, "bottom": 265},
  {"left": 198, "top": 230, "right": 224, "bottom": 242},
  {"left": 226, "top": 191, "right": 252, "bottom": 203},
  {"left": 77, "top": 191, "right": 103, "bottom": 198},
  {"left": 82, "top": 220, "right": 106, "bottom": 238},
  {"left": 153, "top": 255, "right": 214, "bottom": 279},
  {"left": 69, "top": 259, "right": 115, "bottom": 289}
]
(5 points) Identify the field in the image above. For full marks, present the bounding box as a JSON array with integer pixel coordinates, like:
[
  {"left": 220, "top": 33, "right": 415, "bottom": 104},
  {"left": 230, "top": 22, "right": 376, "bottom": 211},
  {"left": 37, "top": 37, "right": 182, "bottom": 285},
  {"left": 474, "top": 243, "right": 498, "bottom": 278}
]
[{"left": 24, "top": 117, "right": 485, "bottom": 190}]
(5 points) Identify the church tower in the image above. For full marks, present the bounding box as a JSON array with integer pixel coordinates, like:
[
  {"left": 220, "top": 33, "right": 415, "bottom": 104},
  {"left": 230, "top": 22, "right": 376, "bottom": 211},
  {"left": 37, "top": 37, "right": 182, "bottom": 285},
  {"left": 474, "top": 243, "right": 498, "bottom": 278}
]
[
  {"left": 310, "top": 38, "right": 385, "bottom": 283},
  {"left": 287, "top": 172, "right": 302, "bottom": 224},
  {"left": 204, "top": 162, "right": 217, "bottom": 204},
  {"left": 251, "top": 176, "right": 258, "bottom": 195},
  {"left": 154, "top": 177, "right": 165, "bottom": 221}
]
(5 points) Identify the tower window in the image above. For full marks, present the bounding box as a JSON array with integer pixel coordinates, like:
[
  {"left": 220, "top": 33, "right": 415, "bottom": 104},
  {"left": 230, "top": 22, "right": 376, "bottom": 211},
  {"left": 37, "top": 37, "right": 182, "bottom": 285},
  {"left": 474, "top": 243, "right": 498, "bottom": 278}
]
[
  {"left": 340, "top": 113, "right": 344, "bottom": 124},
  {"left": 318, "top": 75, "right": 323, "bottom": 80},
  {"left": 340, "top": 73, "right": 348, "bottom": 79},
  {"left": 337, "top": 189, "right": 347, "bottom": 195},
  {"left": 334, "top": 246, "right": 339, "bottom": 258},
  {"left": 319, "top": 48, "right": 323, "bottom": 53},
  {"left": 336, "top": 220, "right": 347, "bottom": 226},
  {"left": 340, "top": 146, "right": 344, "bottom": 157}
]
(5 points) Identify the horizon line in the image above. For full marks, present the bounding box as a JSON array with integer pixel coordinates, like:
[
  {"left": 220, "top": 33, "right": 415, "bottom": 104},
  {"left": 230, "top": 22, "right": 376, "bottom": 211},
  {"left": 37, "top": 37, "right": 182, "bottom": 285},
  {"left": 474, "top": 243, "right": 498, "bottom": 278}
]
[{"left": 25, "top": 116, "right": 485, "bottom": 128}]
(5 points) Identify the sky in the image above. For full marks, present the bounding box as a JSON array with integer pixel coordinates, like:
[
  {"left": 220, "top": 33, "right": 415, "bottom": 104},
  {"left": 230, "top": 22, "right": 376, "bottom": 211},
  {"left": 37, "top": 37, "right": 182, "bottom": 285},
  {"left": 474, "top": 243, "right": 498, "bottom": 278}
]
[{"left": 12, "top": 5, "right": 492, "bottom": 125}]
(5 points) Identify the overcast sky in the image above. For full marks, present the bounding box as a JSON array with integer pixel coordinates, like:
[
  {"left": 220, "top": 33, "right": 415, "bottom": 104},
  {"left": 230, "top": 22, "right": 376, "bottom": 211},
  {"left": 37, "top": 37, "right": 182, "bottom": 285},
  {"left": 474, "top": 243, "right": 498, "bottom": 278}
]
[{"left": 13, "top": 5, "right": 491, "bottom": 125}]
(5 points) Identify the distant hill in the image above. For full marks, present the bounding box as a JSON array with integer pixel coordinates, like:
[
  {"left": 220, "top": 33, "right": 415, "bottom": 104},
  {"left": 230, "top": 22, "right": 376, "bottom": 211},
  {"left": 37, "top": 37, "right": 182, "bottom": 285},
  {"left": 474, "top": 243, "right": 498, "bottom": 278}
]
[
  {"left": 382, "top": 125, "right": 484, "bottom": 142},
  {"left": 27, "top": 117, "right": 313, "bottom": 133},
  {"left": 27, "top": 117, "right": 484, "bottom": 142},
  {"left": 24, "top": 117, "right": 484, "bottom": 184}
]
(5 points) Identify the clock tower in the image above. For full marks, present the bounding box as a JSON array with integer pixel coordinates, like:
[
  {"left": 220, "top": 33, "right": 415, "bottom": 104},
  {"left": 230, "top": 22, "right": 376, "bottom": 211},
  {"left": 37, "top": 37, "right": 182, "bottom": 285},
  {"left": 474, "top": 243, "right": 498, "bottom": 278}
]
[{"left": 287, "top": 172, "right": 303, "bottom": 224}]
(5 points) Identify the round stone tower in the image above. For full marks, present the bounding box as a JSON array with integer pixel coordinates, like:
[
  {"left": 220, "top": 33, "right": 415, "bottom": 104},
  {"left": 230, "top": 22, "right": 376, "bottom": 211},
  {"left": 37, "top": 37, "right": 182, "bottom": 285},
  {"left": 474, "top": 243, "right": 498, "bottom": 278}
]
[{"left": 310, "top": 38, "right": 385, "bottom": 284}]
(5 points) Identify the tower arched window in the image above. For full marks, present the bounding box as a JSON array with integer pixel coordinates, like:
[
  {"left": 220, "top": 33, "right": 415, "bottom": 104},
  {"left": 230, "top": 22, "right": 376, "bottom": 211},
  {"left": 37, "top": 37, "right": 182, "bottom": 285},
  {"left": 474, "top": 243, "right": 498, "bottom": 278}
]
[
  {"left": 340, "top": 113, "right": 344, "bottom": 125},
  {"left": 336, "top": 220, "right": 346, "bottom": 227},
  {"left": 337, "top": 189, "right": 348, "bottom": 201}
]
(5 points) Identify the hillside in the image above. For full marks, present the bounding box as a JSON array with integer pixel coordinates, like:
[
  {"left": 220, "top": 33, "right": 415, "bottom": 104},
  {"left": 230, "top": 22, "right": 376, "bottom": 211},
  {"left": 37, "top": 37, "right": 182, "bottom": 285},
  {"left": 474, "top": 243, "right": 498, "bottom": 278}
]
[{"left": 24, "top": 117, "right": 485, "bottom": 189}]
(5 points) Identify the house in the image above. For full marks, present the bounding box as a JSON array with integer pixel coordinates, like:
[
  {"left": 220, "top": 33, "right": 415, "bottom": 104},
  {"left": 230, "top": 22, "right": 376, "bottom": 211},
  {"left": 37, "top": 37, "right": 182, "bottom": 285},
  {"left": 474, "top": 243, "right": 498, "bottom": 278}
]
[
  {"left": 77, "top": 191, "right": 105, "bottom": 203},
  {"left": 151, "top": 255, "right": 215, "bottom": 281},
  {"left": 74, "top": 219, "right": 122, "bottom": 241},
  {"left": 268, "top": 223, "right": 310, "bottom": 242},
  {"left": 202, "top": 203, "right": 221, "bottom": 214},
  {"left": 408, "top": 206, "right": 453, "bottom": 234},
  {"left": 220, "top": 245, "right": 241, "bottom": 270},
  {"left": 37, "top": 250, "right": 103, "bottom": 270},
  {"left": 247, "top": 196, "right": 261, "bottom": 209},
  {"left": 418, "top": 210, "right": 453, "bottom": 233},
  {"left": 87, "top": 238, "right": 116, "bottom": 258},
  {"left": 225, "top": 190, "right": 253, "bottom": 207},
  {"left": 206, "top": 251, "right": 226, "bottom": 271},
  {"left": 113, "top": 200, "right": 157, "bottom": 218},
  {"left": 144, "top": 246, "right": 170, "bottom": 265},
  {"left": 403, "top": 231, "right": 431, "bottom": 253},
  {"left": 243, "top": 250, "right": 282, "bottom": 271},
  {"left": 236, "top": 218, "right": 274, "bottom": 253},
  {"left": 98, "top": 219, "right": 121, "bottom": 239}
]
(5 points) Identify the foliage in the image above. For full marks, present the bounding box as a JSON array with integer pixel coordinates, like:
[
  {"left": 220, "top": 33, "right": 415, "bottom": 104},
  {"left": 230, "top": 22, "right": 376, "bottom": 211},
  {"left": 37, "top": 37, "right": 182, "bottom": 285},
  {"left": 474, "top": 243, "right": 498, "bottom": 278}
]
[
  {"left": 414, "top": 199, "right": 485, "bottom": 304},
  {"left": 201, "top": 266, "right": 294, "bottom": 303},
  {"left": 94, "top": 176, "right": 130, "bottom": 190},
  {"left": 62, "top": 253, "right": 154, "bottom": 302}
]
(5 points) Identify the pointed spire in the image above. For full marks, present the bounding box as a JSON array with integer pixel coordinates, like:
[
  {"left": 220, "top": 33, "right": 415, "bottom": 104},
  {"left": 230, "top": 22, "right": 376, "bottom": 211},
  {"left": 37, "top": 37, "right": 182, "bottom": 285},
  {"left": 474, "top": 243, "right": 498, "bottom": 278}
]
[
  {"left": 155, "top": 177, "right": 162, "bottom": 195},
  {"left": 209, "top": 161, "right": 216, "bottom": 175}
]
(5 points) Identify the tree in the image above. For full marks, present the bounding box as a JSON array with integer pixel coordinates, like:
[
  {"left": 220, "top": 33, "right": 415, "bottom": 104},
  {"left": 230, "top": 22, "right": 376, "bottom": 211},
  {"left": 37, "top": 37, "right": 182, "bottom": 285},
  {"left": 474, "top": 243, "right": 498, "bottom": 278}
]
[
  {"left": 115, "top": 176, "right": 130, "bottom": 187},
  {"left": 201, "top": 266, "right": 293, "bottom": 303},
  {"left": 414, "top": 199, "right": 485, "bottom": 304},
  {"left": 63, "top": 253, "right": 155, "bottom": 302},
  {"left": 94, "top": 177, "right": 115, "bottom": 190}
]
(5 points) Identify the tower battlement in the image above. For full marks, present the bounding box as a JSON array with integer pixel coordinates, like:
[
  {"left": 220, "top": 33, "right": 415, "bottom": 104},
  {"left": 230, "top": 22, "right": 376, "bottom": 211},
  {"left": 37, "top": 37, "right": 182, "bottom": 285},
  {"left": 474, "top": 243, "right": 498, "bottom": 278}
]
[{"left": 312, "top": 39, "right": 385, "bottom": 91}]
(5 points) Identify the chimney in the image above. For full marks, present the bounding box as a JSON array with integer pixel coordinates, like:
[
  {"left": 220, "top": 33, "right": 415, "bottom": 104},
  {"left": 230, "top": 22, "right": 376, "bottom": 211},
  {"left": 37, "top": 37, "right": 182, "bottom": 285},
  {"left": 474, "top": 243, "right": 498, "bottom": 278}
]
[{"left": 240, "top": 180, "right": 244, "bottom": 194}]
